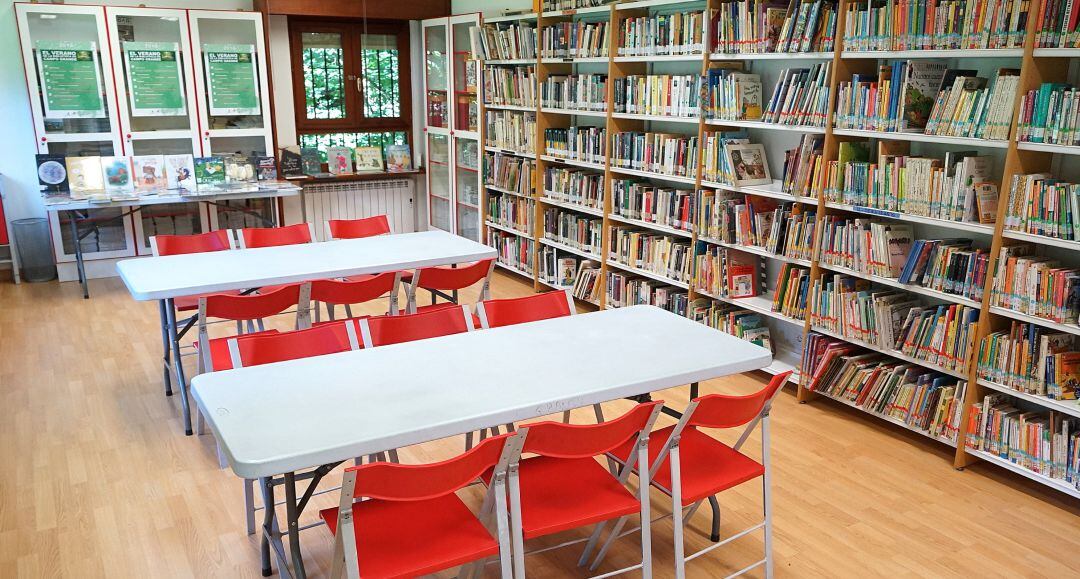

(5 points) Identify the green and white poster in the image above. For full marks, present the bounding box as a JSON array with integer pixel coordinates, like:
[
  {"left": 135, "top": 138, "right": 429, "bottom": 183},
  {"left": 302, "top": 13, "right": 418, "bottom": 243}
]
[
  {"left": 35, "top": 40, "right": 106, "bottom": 119},
  {"left": 203, "top": 43, "right": 260, "bottom": 116},
  {"left": 124, "top": 41, "right": 186, "bottom": 117}
]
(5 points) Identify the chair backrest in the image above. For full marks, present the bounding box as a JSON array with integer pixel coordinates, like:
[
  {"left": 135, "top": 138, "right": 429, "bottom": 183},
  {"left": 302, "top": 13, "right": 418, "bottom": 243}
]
[
  {"left": 227, "top": 320, "right": 360, "bottom": 368},
  {"left": 327, "top": 215, "right": 391, "bottom": 240},
  {"left": 310, "top": 272, "right": 400, "bottom": 313},
  {"left": 476, "top": 289, "right": 575, "bottom": 329},
  {"left": 343, "top": 433, "right": 516, "bottom": 501},
  {"left": 520, "top": 401, "right": 663, "bottom": 459},
  {"left": 150, "top": 230, "right": 232, "bottom": 256},
  {"left": 200, "top": 283, "right": 308, "bottom": 322},
  {"left": 358, "top": 304, "right": 474, "bottom": 347},
  {"left": 413, "top": 259, "right": 495, "bottom": 292},
  {"left": 687, "top": 371, "right": 791, "bottom": 430},
  {"left": 238, "top": 223, "right": 316, "bottom": 248}
]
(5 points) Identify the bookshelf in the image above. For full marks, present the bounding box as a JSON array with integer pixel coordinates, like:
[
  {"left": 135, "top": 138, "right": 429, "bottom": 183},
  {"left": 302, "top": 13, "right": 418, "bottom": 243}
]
[{"left": 473, "top": 0, "right": 1080, "bottom": 500}]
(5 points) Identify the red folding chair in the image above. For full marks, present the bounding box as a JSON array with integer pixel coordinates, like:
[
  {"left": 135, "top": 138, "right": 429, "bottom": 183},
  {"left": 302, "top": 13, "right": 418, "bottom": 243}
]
[
  {"left": 226, "top": 320, "right": 360, "bottom": 368},
  {"left": 309, "top": 272, "right": 401, "bottom": 324},
  {"left": 320, "top": 433, "right": 523, "bottom": 579},
  {"left": 358, "top": 304, "right": 475, "bottom": 347},
  {"left": 326, "top": 215, "right": 391, "bottom": 239},
  {"left": 149, "top": 231, "right": 239, "bottom": 398},
  {"left": 504, "top": 401, "right": 664, "bottom": 578},
  {"left": 597, "top": 371, "right": 791, "bottom": 578},
  {"left": 406, "top": 258, "right": 496, "bottom": 314},
  {"left": 237, "top": 222, "right": 317, "bottom": 248}
]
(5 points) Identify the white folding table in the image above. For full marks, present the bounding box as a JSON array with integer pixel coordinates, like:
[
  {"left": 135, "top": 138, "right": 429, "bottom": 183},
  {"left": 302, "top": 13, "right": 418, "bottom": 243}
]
[
  {"left": 192, "top": 305, "right": 772, "bottom": 578},
  {"left": 117, "top": 230, "right": 497, "bottom": 435}
]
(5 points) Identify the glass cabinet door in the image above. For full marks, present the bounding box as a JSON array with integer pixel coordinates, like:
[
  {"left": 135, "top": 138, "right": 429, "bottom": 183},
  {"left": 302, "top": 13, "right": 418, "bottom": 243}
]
[
  {"left": 105, "top": 7, "right": 201, "bottom": 157},
  {"left": 427, "top": 132, "right": 452, "bottom": 232},
  {"left": 423, "top": 21, "right": 450, "bottom": 130},
  {"left": 133, "top": 202, "right": 208, "bottom": 253},
  {"left": 454, "top": 138, "right": 480, "bottom": 241},
  {"left": 188, "top": 10, "right": 273, "bottom": 157},
  {"left": 450, "top": 15, "right": 480, "bottom": 135},
  {"left": 15, "top": 4, "right": 122, "bottom": 155}
]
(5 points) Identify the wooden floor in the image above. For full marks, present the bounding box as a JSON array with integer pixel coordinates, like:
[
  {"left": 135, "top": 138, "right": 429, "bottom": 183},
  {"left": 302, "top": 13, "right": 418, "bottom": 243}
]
[{"left": 1, "top": 272, "right": 1079, "bottom": 578}]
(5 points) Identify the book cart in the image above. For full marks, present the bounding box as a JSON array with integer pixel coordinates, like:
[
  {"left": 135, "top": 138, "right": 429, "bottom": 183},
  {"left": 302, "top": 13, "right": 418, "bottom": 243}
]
[
  {"left": 14, "top": 3, "right": 289, "bottom": 296},
  {"left": 475, "top": 0, "right": 1080, "bottom": 500}
]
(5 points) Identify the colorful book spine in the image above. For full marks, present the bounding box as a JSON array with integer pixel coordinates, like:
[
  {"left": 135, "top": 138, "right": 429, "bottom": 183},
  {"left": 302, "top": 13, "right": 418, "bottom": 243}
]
[
  {"left": 542, "top": 166, "right": 603, "bottom": 209},
  {"left": 487, "top": 192, "right": 535, "bottom": 234},
  {"left": 544, "top": 127, "right": 606, "bottom": 164},
  {"left": 484, "top": 152, "right": 535, "bottom": 195},
  {"left": 619, "top": 10, "right": 707, "bottom": 57},
  {"left": 540, "top": 73, "right": 607, "bottom": 111},
  {"left": 487, "top": 229, "right": 535, "bottom": 273},
  {"left": 611, "top": 179, "right": 694, "bottom": 231},
  {"left": 965, "top": 394, "right": 1080, "bottom": 485},
  {"left": 483, "top": 66, "right": 537, "bottom": 107},
  {"left": 611, "top": 131, "right": 699, "bottom": 178},
  {"left": 608, "top": 225, "right": 693, "bottom": 283},
  {"left": 606, "top": 271, "right": 689, "bottom": 314},
  {"left": 614, "top": 74, "right": 702, "bottom": 118},
  {"left": 485, "top": 110, "right": 537, "bottom": 154}
]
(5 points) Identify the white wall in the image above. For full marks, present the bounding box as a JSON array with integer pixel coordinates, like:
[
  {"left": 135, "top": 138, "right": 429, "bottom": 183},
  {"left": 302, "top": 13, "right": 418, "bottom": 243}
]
[
  {"left": 452, "top": 0, "right": 533, "bottom": 16},
  {"left": 0, "top": 0, "right": 252, "bottom": 226}
]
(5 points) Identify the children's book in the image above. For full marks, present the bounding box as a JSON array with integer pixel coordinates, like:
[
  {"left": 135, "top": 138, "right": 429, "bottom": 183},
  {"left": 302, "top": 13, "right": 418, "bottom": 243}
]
[
  {"left": 224, "top": 156, "right": 257, "bottom": 186},
  {"left": 385, "top": 144, "right": 412, "bottom": 172},
  {"left": 327, "top": 146, "right": 353, "bottom": 175},
  {"left": 164, "top": 154, "right": 196, "bottom": 191},
  {"left": 726, "top": 143, "right": 771, "bottom": 186},
  {"left": 354, "top": 146, "right": 384, "bottom": 172},
  {"left": 194, "top": 156, "right": 226, "bottom": 192},
  {"left": 36, "top": 154, "right": 68, "bottom": 196},
  {"left": 252, "top": 156, "right": 278, "bottom": 181},
  {"left": 279, "top": 146, "right": 304, "bottom": 179},
  {"left": 132, "top": 155, "right": 166, "bottom": 193},
  {"left": 100, "top": 156, "right": 135, "bottom": 198}
]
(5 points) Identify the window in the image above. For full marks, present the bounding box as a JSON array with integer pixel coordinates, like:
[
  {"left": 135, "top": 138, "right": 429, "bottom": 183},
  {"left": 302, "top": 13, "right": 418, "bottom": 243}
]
[{"left": 289, "top": 19, "right": 411, "bottom": 161}]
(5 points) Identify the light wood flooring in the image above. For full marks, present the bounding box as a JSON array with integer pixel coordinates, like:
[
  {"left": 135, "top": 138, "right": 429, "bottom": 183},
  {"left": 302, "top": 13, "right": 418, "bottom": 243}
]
[{"left": 1, "top": 272, "right": 1079, "bottom": 578}]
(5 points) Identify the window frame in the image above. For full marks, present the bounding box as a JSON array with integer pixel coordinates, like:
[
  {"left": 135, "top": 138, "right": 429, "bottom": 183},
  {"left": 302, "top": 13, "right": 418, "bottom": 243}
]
[{"left": 288, "top": 17, "right": 412, "bottom": 138}]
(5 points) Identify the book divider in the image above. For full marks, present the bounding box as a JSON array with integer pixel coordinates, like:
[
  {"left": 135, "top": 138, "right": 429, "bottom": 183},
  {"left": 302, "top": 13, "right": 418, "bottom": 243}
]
[{"left": 471, "top": 0, "right": 1080, "bottom": 499}]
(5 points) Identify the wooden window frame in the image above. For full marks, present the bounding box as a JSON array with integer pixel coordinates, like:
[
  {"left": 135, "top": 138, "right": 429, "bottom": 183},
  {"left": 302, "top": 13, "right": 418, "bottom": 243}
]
[{"left": 288, "top": 18, "right": 412, "bottom": 138}]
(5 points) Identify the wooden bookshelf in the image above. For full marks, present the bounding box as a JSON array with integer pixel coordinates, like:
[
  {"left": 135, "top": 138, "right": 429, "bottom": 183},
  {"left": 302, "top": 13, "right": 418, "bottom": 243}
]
[{"left": 474, "top": 0, "right": 1080, "bottom": 500}]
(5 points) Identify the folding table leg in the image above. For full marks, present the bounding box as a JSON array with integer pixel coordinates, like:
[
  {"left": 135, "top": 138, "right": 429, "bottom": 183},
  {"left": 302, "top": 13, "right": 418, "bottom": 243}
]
[
  {"left": 259, "top": 477, "right": 275, "bottom": 577},
  {"left": 159, "top": 300, "right": 173, "bottom": 396},
  {"left": 165, "top": 298, "right": 193, "bottom": 435},
  {"left": 284, "top": 472, "right": 308, "bottom": 579},
  {"left": 69, "top": 214, "right": 89, "bottom": 299}
]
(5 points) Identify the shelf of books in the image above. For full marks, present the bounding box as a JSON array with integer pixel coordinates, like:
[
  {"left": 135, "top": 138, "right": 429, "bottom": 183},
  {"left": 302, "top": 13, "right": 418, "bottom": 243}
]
[{"left": 466, "top": 0, "right": 1080, "bottom": 499}]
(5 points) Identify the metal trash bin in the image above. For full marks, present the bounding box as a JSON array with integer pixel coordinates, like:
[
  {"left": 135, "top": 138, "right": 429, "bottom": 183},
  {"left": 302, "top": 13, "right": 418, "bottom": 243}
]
[{"left": 13, "top": 217, "right": 56, "bottom": 282}]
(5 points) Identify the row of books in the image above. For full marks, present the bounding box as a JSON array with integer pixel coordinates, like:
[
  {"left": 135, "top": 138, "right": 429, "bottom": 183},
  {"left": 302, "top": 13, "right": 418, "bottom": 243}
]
[
  {"left": 575, "top": 260, "right": 604, "bottom": 304},
  {"left": 541, "top": 0, "right": 614, "bottom": 11},
  {"left": 691, "top": 299, "right": 774, "bottom": 352},
  {"left": 803, "top": 333, "right": 967, "bottom": 442},
  {"left": 610, "top": 179, "right": 694, "bottom": 232},
  {"left": 704, "top": 69, "right": 762, "bottom": 121},
  {"left": 1003, "top": 173, "right": 1080, "bottom": 240},
  {"left": 694, "top": 245, "right": 758, "bottom": 298},
  {"left": 1034, "top": 0, "right": 1080, "bottom": 47},
  {"left": 485, "top": 110, "right": 536, "bottom": 155},
  {"left": 608, "top": 226, "right": 693, "bottom": 284},
  {"left": 543, "top": 208, "right": 603, "bottom": 256},
  {"left": 617, "top": 11, "right": 707, "bottom": 57},
  {"left": 977, "top": 321, "right": 1080, "bottom": 400},
  {"left": 606, "top": 270, "right": 690, "bottom": 316},
  {"left": 697, "top": 192, "right": 816, "bottom": 262},
  {"left": 817, "top": 217, "right": 989, "bottom": 301},
  {"left": 540, "top": 20, "right": 609, "bottom": 59},
  {"left": 989, "top": 244, "right": 1080, "bottom": 325},
  {"left": 487, "top": 192, "right": 535, "bottom": 234},
  {"left": 809, "top": 274, "right": 979, "bottom": 373},
  {"left": 540, "top": 74, "right": 607, "bottom": 112},
  {"left": 762, "top": 64, "right": 831, "bottom": 127},
  {"left": 544, "top": 126, "right": 606, "bottom": 164},
  {"left": 539, "top": 246, "right": 579, "bottom": 288},
  {"left": 487, "top": 229, "right": 534, "bottom": 274},
  {"left": 484, "top": 152, "right": 534, "bottom": 196},
  {"left": 834, "top": 62, "right": 1017, "bottom": 141},
  {"left": 542, "top": 166, "right": 604, "bottom": 210},
  {"left": 709, "top": 0, "right": 836, "bottom": 55},
  {"left": 773, "top": 263, "right": 811, "bottom": 320},
  {"left": 611, "top": 132, "right": 699, "bottom": 179},
  {"left": 483, "top": 66, "right": 537, "bottom": 108},
  {"left": 965, "top": 395, "right": 1080, "bottom": 486},
  {"left": 613, "top": 74, "right": 702, "bottom": 118},
  {"left": 821, "top": 141, "right": 997, "bottom": 225},
  {"left": 1016, "top": 83, "right": 1080, "bottom": 146},
  {"left": 841, "top": 0, "right": 1029, "bottom": 52},
  {"left": 473, "top": 22, "right": 537, "bottom": 61},
  {"left": 781, "top": 134, "right": 823, "bottom": 197}
]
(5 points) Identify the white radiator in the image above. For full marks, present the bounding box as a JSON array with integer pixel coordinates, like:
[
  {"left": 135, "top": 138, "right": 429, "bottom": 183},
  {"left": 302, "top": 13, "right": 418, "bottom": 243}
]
[{"left": 302, "top": 179, "right": 415, "bottom": 241}]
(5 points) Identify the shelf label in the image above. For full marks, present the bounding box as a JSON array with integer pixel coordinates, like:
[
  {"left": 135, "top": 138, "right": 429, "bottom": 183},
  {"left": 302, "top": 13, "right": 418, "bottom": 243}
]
[
  {"left": 851, "top": 205, "right": 900, "bottom": 219},
  {"left": 124, "top": 41, "right": 186, "bottom": 117},
  {"left": 35, "top": 41, "right": 106, "bottom": 119},
  {"left": 204, "top": 43, "right": 260, "bottom": 116}
]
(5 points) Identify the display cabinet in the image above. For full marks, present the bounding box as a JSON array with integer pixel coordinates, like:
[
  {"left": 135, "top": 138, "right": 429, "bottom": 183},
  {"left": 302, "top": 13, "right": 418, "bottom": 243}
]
[{"left": 422, "top": 14, "right": 482, "bottom": 238}]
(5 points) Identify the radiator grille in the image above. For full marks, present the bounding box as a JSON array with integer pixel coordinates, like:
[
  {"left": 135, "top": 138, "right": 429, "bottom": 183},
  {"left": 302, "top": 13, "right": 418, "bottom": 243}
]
[{"left": 302, "top": 179, "right": 415, "bottom": 240}]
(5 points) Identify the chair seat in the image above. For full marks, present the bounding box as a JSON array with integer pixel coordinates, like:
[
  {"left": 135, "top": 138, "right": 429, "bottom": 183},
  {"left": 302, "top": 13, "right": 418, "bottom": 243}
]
[
  {"left": 319, "top": 493, "right": 498, "bottom": 579},
  {"left": 614, "top": 425, "right": 764, "bottom": 506},
  {"left": 193, "top": 329, "right": 279, "bottom": 371},
  {"left": 487, "top": 456, "right": 640, "bottom": 539},
  {"left": 173, "top": 289, "right": 244, "bottom": 312}
]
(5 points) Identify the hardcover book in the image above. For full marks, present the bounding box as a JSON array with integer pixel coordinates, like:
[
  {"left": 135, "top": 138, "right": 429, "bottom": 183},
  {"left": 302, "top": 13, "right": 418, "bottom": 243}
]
[
  {"left": 327, "top": 146, "right": 353, "bottom": 175},
  {"left": 164, "top": 154, "right": 196, "bottom": 191},
  {"left": 301, "top": 148, "right": 324, "bottom": 176},
  {"left": 100, "top": 156, "right": 135, "bottom": 197},
  {"left": 279, "top": 146, "right": 304, "bottom": 179},
  {"left": 354, "top": 146, "right": 384, "bottom": 172},
  {"left": 252, "top": 156, "right": 278, "bottom": 181},
  {"left": 194, "top": 156, "right": 226, "bottom": 192},
  {"left": 726, "top": 143, "right": 772, "bottom": 186},
  {"left": 224, "top": 156, "right": 257, "bottom": 185},
  {"left": 36, "top": 154, "right": 68, "bottom": 196},
  {"left": 132, "top": 155, "right": 166, "bottom": 193},
  {"left": 901, "top": 61, "right": 947, "bottom": 131},
  {"left": 385, "top": 144, "right": 413, "bottom": 172}
]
